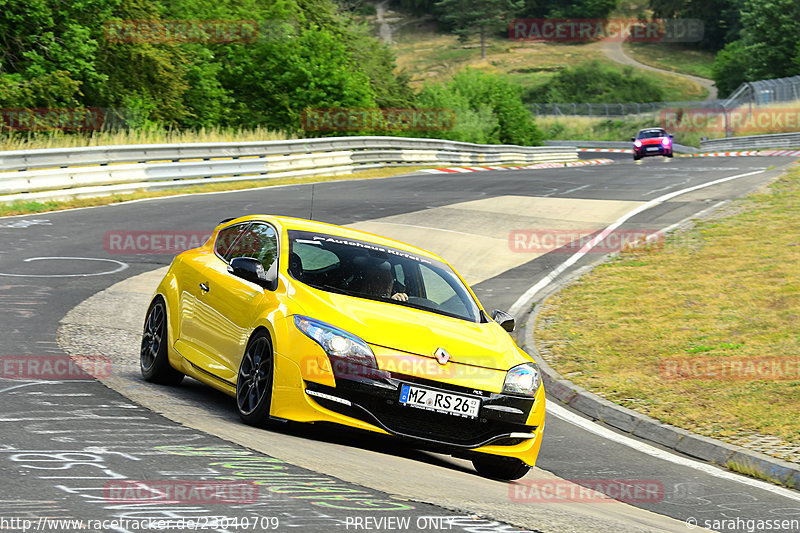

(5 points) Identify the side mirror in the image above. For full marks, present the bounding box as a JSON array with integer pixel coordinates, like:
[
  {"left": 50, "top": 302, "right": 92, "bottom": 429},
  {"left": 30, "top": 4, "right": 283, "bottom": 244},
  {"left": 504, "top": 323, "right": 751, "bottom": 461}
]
[
  {"left": 491, "top": 309, "right": 515, "bottom": 333},
  {"left": 669, "top": 134, "right": 674, "bottom": 139},
  {"left": 630, "top": 137, "right": 635, "bottom": 142},
  {"left": 229, "top": 257, "right": 276, "bottom": 289}
]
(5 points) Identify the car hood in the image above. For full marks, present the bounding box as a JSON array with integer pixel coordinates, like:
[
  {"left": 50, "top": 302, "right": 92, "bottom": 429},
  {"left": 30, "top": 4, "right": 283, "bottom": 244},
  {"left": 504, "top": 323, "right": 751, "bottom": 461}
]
[
  {"left": 639, "top": 138, "right": 666, "bottom": 145},
  {"left": 287, "top": 281, "right": 528, "bottom": 371}
]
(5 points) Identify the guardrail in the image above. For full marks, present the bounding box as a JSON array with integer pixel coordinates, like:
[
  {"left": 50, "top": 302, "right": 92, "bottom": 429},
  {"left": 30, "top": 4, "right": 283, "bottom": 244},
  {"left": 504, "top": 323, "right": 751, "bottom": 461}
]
[
  {"left": 700, "top": 132, "right": 800, "bottom": 152},
  {"left": 544, "top": 140, "right": 698, "bottom": 154},
  {"left": 0, "top": 137, "right": 578, "bottom": 204}
]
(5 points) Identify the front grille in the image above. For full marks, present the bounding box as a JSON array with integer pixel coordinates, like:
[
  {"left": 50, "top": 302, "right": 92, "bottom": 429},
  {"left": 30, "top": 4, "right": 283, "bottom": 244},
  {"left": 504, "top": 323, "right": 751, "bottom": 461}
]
[
  {"left": 307, "top": 381, "right": 534, "bottom": 448},
  {"left": 365, "top": 398, "right": 522, "bottom": 445}
]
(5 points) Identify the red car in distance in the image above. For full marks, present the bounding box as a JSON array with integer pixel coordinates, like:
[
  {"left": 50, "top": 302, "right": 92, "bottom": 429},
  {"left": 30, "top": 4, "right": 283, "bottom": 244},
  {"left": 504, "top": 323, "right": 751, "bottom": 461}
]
[{"left": 632, "top": 128, "right": 674, "bottom": 161}]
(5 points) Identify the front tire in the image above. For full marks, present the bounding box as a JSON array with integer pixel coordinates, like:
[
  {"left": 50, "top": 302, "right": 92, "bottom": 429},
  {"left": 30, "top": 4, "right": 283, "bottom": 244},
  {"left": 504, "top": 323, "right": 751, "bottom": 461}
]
[
  {"left": 140, "top": 298, "right": 184, "bottom": 385},
  {"left": 472, "top": 455, "right": 531, "bottom": 481},
  {"left": 236, "top": 331, "right": 274, "bottom": 427}
]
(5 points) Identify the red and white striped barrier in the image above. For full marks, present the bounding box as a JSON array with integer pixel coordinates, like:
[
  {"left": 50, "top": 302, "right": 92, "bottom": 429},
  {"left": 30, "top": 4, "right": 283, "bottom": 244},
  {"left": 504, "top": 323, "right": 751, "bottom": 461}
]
[
  {"left": 694, "top": 151, "right": 759, "bottom": 157},
  {"left": 565, "top": 159, "right": 614, "bottom": 167},
  {"left": 689, "top": 150, "right": 800, "bottom": 157},
  {"left": 419, "top": 159, "right": 614, "bottom": 174},
  {"left": 757, "top": 149, "right": 800, "bottom": 156},
  {"left": 577, "top": 148, "right": 632, "bottom": 153},
  {"left": 577, "top": 148, "right": 800, "bottom": 158}
]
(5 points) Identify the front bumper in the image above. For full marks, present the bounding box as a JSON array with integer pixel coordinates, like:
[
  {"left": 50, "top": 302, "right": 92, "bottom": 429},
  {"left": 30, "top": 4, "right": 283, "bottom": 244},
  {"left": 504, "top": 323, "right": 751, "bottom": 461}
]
[
  {"left": 304, "top": 371, "right": 541, "bottom": 450},
  {"left": 635, "top": 144, "right": 671, "bottom": 157}
]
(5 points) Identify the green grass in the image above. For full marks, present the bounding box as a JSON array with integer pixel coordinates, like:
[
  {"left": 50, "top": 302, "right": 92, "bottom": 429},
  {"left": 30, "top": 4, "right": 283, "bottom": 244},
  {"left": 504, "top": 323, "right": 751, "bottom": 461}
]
[
  {"left": 535, "top": 166, "right": 800, "bottom": 448},
  {"left": 726, "top": 459, "right": 795, "bottom": 487},
  {"left": 623, "top": 42, "right": 716, "bottom": 80},
  {"left": 537, "top": 115, "right": 703, "bottom": 147}
]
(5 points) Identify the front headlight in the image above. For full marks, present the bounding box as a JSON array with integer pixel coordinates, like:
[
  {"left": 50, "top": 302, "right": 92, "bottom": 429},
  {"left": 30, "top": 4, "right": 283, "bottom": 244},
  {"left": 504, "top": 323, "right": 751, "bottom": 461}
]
[
  {"left": 503, "top": 363, "right": 541, "bottom": 396},
  {"left": 294, "top": 315, "right": 377, "bottom": 368}
]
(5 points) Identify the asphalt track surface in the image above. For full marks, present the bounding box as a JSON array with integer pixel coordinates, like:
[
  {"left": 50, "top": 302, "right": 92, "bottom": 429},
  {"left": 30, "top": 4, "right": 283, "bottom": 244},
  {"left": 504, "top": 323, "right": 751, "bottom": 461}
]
[{"left": 1, "top": 152, "right": 799, "bottom": 533}]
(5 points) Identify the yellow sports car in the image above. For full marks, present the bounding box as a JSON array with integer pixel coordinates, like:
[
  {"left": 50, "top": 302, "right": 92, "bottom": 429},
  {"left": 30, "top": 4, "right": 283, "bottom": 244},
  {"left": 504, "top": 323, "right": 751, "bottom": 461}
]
[{"left": 141, "top": 215, "right": 545, "bottom": 480}]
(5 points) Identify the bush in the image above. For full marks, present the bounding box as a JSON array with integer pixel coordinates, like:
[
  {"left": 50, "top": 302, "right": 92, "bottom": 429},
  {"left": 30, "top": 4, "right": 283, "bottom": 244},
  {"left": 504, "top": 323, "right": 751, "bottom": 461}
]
[
  {"left": 418, "top": 69, "right": 542, "bottom": 145},
  {"left": 711, "top": 40, "right": 749, "bottom": 97},
  {"left": 526, "top": 61, "right": 666, "bottom": 104}
]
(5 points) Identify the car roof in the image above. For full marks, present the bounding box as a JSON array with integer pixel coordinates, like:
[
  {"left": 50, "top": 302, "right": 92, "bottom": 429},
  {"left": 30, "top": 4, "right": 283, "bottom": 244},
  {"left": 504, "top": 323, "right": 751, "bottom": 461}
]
[
  {"left": 219, "top": 215, "right": 445, "bottom": 263},
  {"left": 638, "top": 128, "right": 667, "bottom": 133}
]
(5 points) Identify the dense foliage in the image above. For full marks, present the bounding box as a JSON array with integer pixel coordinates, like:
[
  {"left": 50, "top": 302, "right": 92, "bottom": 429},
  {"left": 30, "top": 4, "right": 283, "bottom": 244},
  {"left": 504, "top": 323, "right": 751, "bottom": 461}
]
[
  {"left": 650, "top": 0, "right": 800, "bottom": 96},
  {"left": 0, "top": 0, "right": 412, "bottom": 133},
  {"left": 0, "top": 0, "right": 543, "bottom": 144},
  {"left": 393, "top": 0, "right": 618, "bottom": 20},
  {"left": 417, "top": 69, "right": 542, "bottom": 145},
  {"left": 526, "top": 61, "right": 666, "bottom": 104}
]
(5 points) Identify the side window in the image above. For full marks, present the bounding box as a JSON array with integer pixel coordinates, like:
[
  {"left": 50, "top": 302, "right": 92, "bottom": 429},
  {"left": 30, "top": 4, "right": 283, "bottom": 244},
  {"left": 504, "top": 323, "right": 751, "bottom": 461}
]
[
  {"left": 394, "top": 263, "right": 406, "bottom": 285},
  {"left": 227, "top": 224, "right": 278, "bottom": 272},
  {"left": 215, "top": 224, "right": 249, "bottom": 258}
]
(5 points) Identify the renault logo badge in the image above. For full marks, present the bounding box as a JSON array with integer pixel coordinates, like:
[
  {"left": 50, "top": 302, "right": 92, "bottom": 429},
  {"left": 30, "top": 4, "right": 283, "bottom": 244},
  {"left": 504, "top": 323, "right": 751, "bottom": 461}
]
[{"left": 434, "top": 347, "right": 451, "bottom": 365}]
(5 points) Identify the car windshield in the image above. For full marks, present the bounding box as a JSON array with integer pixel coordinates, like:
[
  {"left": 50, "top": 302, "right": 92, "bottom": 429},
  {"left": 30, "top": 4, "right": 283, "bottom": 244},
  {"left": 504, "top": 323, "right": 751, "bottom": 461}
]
[
  {"left": 288, "top": 230, "right": 481, "bottom": 322},
  {"left": 638, "top": 130, "right": 667, "bottom": 139}
]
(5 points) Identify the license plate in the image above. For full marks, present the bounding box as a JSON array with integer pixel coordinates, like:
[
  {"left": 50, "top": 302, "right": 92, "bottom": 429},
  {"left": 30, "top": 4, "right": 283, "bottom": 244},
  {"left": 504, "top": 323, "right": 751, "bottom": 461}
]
[
  {"left": 646, "top": 146, "right": 659, "bottom": 151},
  {"left": 399, "top": 384, "right": 481, "bottom": 418}
]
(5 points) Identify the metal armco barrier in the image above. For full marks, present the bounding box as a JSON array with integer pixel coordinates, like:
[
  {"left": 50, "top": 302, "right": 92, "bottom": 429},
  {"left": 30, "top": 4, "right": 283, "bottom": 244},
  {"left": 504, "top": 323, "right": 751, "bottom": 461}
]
[
  {"left": 544, "top": 140, "right": 698, "bottom": 154},
  {"left": 0, "top": 136, "right": 578, "bottom": 204},
  {"left": 701, "top": 132, "right": 800, "bottom": 152}
]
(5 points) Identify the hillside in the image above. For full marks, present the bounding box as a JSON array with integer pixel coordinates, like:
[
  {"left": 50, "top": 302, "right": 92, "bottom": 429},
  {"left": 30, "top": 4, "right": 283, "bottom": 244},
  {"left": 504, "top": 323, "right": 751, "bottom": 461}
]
[{"left": 373, "top": 3, "right": 713, "bottom": 104}]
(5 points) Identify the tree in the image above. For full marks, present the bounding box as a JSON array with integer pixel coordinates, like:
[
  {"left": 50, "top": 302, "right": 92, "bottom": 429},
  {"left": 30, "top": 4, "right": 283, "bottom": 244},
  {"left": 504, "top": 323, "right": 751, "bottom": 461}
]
[
  {"left": 738, "top": 0, "right": 800, "bottom": 80},
  {"left": 542, "top": 0, "right": 618, "bottom": 19},
  {"left": 0, "top": 0, "right": 119, "bottom": 107},
  {"left": 711, "top": 40, "right": 748, "bottom": 97},
  {"left": 649, "top": 0, "right": 742, "bottom": 51},
  {"left": 434, "top": 0, "right": 523, "bottom": 59}
]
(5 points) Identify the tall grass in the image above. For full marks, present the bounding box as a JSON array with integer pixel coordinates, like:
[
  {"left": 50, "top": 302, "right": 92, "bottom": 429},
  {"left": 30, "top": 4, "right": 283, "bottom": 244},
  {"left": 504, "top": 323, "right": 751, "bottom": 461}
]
[
  {"left": 0, "top": 126, "right": 291, "bottom": 152},
  {"left": 536, "top": 115, "right": 706, "bottom": 146},
  {"left": 535, "top": 165, "right": 800, "bottom": 450}
]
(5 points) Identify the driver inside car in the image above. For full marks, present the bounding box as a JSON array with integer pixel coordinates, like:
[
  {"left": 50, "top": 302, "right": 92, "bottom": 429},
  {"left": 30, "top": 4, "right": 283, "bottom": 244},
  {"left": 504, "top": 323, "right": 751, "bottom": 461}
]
[{"left": 359, "top": 260, "right": 408, "bottom": 301}]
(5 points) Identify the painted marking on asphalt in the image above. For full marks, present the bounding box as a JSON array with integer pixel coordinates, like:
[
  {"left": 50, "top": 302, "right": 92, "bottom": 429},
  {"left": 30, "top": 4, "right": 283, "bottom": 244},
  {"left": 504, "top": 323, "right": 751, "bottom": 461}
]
[
  {"left": 643, "top": 178, "right": 691, "bottom": 197},
  {"left": 507, "top": 169, "right": 766, "bottom": 316},
  {"left": 0, "top": 257, "right": 129, "bottom": 278},
  {"left": 0, "top": 382, "right": 57, "bottom": 395},
  {"left": 0, "top": 219, "right": 52, "bottom": 229},
  {"left": 561, "top": 184, "right": 591, "bottom": 195},
  {"left": 547, "top": 401, "right": 800, "bottom": 502}
]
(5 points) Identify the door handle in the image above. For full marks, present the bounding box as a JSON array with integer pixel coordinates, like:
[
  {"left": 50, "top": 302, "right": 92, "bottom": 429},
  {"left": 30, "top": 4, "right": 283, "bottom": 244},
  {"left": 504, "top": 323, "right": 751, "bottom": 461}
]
[{"left": 199, "top": 282, "right": 210, "bottom": 293}]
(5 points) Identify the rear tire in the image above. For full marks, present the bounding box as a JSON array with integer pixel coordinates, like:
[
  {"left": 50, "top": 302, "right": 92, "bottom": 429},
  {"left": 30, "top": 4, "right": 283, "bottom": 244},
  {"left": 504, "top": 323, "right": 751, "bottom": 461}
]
[
  {"left": 140, "top": 298, "right": 184, "bottom": 385},
  {"left": 472, "top": 455, "right": 531, "bottom": 481},
  {"left": 236, "top": 331, "right": 274, "bottom": 427}
]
